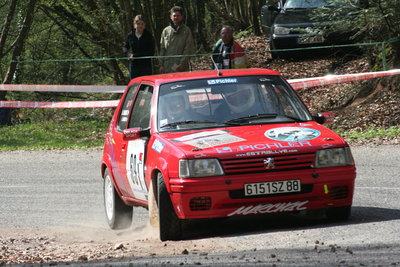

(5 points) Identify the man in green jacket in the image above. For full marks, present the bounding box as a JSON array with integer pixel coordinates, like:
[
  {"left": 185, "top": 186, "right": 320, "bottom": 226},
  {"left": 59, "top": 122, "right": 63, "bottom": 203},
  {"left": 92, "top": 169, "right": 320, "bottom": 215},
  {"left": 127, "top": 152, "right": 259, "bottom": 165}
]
[{"left": 159, "top": 6, "right": 194, "bottom": 74}]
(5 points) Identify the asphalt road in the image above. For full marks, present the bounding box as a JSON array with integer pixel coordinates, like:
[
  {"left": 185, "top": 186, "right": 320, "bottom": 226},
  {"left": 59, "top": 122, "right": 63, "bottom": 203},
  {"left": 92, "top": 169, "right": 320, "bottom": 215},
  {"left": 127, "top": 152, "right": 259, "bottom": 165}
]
[{"left": 0, "top": 145, "right": 400, "bottom": 266}]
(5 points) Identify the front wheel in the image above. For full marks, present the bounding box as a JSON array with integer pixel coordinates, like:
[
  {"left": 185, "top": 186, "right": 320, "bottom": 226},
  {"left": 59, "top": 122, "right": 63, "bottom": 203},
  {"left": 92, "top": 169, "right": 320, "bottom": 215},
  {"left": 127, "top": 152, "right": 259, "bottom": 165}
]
[
  {"left": 269, "top": 39, "right": 281, "bottom": 59},
  {"left": 103, "top": 169, "right": 133, "bottom": 229},
  {"left": 157, "top": 173, "right": 183, "bottom": 241}
]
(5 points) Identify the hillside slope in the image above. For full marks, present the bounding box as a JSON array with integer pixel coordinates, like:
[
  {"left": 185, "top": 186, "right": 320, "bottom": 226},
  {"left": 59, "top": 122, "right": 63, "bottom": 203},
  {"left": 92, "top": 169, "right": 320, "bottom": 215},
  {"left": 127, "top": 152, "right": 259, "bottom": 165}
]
[{"left": 194, "top": 35, "right": 399, "bottom": 138}]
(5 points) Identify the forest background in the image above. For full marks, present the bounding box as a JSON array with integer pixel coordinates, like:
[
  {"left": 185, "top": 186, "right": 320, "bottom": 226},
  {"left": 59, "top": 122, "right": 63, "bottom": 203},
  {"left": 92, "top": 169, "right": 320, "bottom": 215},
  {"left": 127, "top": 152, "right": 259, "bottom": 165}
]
[{"left": 0, "top": 0, "right": 399, "bottom": 149}]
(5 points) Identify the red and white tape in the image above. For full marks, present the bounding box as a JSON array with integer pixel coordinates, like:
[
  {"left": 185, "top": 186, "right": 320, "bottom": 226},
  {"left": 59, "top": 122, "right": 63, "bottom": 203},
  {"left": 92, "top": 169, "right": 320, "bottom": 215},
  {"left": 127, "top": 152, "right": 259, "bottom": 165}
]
[
  {"left": 0, "top": 69, "right": 399, "bottom": 108},
  {"left": 0, "top": 84, "right": 125, "bottom": 93},
  {"left": 0, "top": 100, "right": 119, "bottom": 108},
  {"left": 288, "top": 69, "right": 400, "bottom": 90}
]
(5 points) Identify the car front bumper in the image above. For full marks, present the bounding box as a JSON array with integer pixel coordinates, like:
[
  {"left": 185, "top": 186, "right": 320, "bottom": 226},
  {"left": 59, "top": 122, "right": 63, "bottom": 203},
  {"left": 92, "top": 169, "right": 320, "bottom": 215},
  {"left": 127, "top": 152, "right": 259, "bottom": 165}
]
[
  {"left": 169, "top": 166, "right": 356, "bottom": 219},
  {"left": 272, "top": 31, "right": 354, "bottom": 50}
]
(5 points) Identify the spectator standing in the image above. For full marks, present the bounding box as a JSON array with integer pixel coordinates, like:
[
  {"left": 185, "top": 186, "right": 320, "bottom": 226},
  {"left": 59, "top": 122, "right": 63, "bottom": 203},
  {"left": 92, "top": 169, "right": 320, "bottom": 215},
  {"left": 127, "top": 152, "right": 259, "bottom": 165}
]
[
  {"left": 123, "top": 15, "right": 155, "bottom": 79},
  {"left": 212, "top": 26, "right": 248, "bottom": 69},
  {"left": 159, "top": 6, "right": 194, "bottom": 73}
]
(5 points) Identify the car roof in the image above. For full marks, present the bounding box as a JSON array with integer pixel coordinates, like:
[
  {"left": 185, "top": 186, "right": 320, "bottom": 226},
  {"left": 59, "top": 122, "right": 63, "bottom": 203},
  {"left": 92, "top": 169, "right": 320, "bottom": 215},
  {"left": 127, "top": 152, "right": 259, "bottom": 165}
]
[{"left": 127, "top": 68, "right": 283, "bottom": 87}]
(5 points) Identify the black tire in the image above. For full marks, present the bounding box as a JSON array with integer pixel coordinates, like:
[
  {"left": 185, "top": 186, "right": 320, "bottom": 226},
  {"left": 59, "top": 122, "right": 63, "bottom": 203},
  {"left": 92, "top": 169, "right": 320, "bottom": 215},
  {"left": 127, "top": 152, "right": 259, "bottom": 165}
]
[
  {"left": 269, "top": 39, "right": 281, "bottom": 59},
  {"left": 157, "top": 173, "right": 182, "bottom": 241},
  {"left": 103, "top": 169, "right": 133, "bottom": 229},
  {"left": 326, "top": 206, "right": 351, "bottom": 221}
]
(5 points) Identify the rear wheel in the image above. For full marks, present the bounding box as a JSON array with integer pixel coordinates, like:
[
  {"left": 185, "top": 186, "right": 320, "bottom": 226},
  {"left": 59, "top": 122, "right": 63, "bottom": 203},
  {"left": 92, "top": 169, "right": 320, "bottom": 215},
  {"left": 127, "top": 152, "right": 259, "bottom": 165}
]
[
  {"left": 326, "top": 206, "right": 351, "bottom": 221},
  {"left": 103, "top": 169, "right": 133, "bottom": 229},
  {"left": 157, "top": 173, "right": 182, "bottom": 241}
]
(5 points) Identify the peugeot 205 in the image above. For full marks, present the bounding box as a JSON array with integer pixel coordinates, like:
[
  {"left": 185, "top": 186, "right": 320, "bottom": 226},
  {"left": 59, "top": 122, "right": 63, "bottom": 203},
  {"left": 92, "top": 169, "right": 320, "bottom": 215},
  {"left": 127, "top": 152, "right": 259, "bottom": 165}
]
[{"left": 101, "top": 68, "right": 356, "bottom": 241}]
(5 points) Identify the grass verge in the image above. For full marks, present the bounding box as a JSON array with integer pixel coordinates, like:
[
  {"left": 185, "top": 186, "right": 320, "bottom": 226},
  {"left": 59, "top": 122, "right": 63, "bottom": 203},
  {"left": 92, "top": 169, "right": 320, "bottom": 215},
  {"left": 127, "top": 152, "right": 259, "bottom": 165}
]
[
  {"left": 336, "top": 126, "right": 400, "bottom": 145},
  {"left": 1, "top": 120, "right": 399, "bottom": 151},
  {"left": 0, "top": 120, "right": 109, "bottom": 151}
]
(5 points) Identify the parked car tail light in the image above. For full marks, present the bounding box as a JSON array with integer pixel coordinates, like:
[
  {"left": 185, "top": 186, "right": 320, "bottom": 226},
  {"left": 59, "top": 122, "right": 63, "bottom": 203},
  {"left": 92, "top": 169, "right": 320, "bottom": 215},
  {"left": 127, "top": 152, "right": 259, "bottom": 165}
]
[
  {"left": 315, "top": 147, "right": 354, "bottom": 168},
  {"left": 179, "top": 159, "right": 224, "bottom": 178}
]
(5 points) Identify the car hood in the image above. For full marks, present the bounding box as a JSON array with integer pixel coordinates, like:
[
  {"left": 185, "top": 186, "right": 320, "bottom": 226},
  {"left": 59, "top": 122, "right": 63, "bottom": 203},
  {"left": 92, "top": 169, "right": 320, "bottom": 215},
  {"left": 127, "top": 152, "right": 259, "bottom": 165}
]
[
  {"left": 274, "top": 9, "right": 315, "bottom": 26},
  {"left": 158, "top": 122, "right": 347, "bottom": 159}
]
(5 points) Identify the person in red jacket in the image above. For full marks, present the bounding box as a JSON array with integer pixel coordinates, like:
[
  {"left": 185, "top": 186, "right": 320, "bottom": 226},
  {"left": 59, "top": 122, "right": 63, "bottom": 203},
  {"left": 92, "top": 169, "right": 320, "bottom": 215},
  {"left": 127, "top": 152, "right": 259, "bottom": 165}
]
[{"left": 211, "top": 26, "right": 248, "bottom": 69}]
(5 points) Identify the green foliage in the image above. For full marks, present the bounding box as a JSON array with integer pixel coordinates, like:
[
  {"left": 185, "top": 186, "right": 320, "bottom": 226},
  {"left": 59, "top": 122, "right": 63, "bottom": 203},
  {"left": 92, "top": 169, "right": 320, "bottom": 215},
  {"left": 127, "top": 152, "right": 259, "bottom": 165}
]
[
  {"left": 235, "top": 29, "right": 253, "bottom": 39},
  {"left": 311, "top": 0, "right": 400, "bottom": 67},
  {"left": 1, "top": 0, "right": 399, "bottom": 152}
]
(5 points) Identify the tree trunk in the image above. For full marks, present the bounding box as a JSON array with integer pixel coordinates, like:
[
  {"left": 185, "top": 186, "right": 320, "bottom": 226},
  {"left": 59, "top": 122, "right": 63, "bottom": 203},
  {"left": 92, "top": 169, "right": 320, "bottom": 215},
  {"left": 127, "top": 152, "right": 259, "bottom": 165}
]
[
  {"left": 0, "top": 0, "right": 17, "bottom": 58},
  {"left": 251, "top": 0, "right": 261, "bottom": 35},
  {"left": 1, "top": 0, "right": 37, "bottom": 125},
  {"left": 2, "top": 0, "right": 37, "bottom": 88},
  {"left": 196, "top": 0, "right": 209, "bottom": 51}
]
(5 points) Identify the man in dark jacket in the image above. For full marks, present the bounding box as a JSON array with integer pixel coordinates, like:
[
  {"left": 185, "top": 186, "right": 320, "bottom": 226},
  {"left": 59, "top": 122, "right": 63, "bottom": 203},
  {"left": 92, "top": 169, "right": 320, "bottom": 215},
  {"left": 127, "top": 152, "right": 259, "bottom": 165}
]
[
  {"left": 212, "top": 26, "right": 248, "bottom": 69},
  {"left": 124, "top": 15, "right": 155, "bottom": 79}
]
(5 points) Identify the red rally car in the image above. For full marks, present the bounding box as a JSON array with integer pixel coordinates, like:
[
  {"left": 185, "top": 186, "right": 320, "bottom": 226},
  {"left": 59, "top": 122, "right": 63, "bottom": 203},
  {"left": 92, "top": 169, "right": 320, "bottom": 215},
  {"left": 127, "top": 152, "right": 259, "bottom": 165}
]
[{"left": 101, "top": 68, "right": 356, "bottom": 241}]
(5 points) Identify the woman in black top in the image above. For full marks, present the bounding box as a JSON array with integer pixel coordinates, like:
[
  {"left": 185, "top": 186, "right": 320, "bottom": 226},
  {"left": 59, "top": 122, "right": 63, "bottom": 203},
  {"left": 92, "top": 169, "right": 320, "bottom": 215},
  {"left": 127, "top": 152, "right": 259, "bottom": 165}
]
[{"left": 123, "top": 15, "right": 156, "bottom": 79}]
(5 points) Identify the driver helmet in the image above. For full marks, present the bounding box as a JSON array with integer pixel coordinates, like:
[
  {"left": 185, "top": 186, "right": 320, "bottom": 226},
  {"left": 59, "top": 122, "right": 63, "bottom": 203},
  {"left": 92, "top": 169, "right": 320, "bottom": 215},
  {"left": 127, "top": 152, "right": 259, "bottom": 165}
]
[{"left": 225, "top": 84, "right": 255, "bottom": 114}]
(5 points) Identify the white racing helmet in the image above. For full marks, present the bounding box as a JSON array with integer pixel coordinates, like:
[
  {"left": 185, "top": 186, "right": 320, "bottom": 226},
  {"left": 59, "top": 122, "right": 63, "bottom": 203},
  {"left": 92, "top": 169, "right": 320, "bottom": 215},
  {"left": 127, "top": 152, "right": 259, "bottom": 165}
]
[{"left": 225, "top": 84, "right": 256, "bottom": 114}]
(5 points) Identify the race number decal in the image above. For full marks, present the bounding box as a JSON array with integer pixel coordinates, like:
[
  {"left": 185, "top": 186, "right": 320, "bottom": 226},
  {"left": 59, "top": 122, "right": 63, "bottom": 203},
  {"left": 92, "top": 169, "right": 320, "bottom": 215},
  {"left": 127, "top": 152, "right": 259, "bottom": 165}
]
[{"left": 126, "top": 139, "right": 147, "bottom": 200}]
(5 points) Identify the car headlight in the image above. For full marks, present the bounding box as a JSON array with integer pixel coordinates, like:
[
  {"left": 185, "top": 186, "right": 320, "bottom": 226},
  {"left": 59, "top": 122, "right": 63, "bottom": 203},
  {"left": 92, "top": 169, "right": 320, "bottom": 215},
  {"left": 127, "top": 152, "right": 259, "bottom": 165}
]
[
  {"left": 315, "top": 147, "right": 355, "bottom": 168},
  {"left": 274, "top": 26, "right": 290, "bottom": 35},
  {"left": 179, "top": 159, "right": 224, "bottom": 178}
]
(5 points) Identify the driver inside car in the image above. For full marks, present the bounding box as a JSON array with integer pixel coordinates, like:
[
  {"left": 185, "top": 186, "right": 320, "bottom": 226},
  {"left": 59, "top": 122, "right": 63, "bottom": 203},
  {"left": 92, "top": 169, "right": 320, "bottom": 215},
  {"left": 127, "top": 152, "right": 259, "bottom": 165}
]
[
  {"left": 159, "top": 94, "right": 201, "bottom": 127},
  {"left": 216, "top": 84, "right": 264, "bottom": 121},
  {"left": 164, "top": 95, "right": 186, "bottom": 122}
]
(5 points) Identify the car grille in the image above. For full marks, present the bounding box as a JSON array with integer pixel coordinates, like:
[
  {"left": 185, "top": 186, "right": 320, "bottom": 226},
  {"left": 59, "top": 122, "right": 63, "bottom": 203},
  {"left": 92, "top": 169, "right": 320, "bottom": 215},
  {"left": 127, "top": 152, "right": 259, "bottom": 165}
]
[
  {"left": 328, "top": 185, "right": 349, "bottom": 200},
  {"left": 220, "top": 153, "right": 315, "bottom": 175},
  {"left": 289, "top": 28, "right": 306, "bottom": 34}
]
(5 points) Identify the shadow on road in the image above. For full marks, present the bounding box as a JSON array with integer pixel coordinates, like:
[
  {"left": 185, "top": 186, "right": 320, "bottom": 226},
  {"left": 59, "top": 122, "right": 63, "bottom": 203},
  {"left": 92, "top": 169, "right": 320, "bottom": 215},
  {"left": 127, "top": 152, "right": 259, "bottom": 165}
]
[{"left": 181, "top": 206, "right": 400, "bottom": 240}]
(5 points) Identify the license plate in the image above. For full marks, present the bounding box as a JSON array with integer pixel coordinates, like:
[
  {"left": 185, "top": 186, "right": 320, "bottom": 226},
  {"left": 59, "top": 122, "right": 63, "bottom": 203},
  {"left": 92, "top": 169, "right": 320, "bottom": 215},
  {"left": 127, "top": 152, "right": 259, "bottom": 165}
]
[
  {"left": 244, "top": 180, "right": 301, "bottom": 196},
  {"left": 298, "top": 35, "right": 324, "bottom": 44}
]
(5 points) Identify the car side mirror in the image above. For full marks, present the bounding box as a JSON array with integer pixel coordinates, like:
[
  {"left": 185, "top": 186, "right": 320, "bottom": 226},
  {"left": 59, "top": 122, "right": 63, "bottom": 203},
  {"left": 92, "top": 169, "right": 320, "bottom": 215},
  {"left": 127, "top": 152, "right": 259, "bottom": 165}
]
[
  {"left": 314, "top": 112, "right": 334, "bottom": 125},
  {"left": 123, "top": 127, "right": 150, "bottom": 140},
  {"left": 123, "top": 128, "right": 141, "bottom": 140}
]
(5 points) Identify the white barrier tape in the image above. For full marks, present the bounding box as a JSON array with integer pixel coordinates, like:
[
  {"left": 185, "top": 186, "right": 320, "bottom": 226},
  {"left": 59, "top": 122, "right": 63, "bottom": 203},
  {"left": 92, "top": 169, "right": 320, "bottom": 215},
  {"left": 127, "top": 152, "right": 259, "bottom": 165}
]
[
  {"left": 1, "top": 69, "right": 399, "bottom": 108},
  {"left": 288, "top": 69, "right": 400, "bottom": 90},
  {"left": 0, "top": 100, "right": 119, "bottom": 108},
  {"left": 0, "top": 84, "right": 125, "bottom": 93}
]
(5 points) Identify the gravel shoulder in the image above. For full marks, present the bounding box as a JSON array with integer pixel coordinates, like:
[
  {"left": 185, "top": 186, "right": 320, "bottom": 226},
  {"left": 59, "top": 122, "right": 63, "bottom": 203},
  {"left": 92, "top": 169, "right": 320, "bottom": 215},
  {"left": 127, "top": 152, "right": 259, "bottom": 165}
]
[{"left": 1, "top": 146, "right": 400, "bottom": 266}]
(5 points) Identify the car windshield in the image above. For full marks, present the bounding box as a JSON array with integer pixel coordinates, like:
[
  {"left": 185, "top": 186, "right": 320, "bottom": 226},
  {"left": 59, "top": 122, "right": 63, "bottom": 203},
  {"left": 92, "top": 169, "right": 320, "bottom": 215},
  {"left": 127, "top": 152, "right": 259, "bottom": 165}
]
[
  {"left": 157, "top": 75, "right": 312, "bottom": 131},
  {"left": 284, "top": 0, "right": 337, "bottom": 8}
]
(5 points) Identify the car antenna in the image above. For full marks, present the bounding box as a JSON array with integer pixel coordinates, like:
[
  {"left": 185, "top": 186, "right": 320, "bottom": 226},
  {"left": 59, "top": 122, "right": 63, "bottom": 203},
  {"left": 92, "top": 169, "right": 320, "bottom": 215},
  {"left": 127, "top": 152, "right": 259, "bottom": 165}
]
[{"left": 210, "top": 56, "right": 222, "bottom": 76}]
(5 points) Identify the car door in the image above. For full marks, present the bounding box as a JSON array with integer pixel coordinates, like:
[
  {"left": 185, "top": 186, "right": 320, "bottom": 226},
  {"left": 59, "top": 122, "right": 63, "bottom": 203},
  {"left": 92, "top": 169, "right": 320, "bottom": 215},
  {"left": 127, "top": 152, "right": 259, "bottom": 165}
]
[
  {"left": 124, "top": 84, "right": 153, "bottom": 201},
  {"left": 112, "top": 84, "right": 140, "bottom": 197},
  {"left": 261, "top": 0, "right": 283, "bottom": 40}
]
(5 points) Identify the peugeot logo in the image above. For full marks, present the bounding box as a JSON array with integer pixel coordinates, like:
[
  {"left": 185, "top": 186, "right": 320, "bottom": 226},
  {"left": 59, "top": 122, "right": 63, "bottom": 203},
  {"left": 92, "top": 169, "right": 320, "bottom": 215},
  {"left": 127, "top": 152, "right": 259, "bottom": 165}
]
[{"left": 264, "top": 157, "right": 275, "bottom": 169}]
